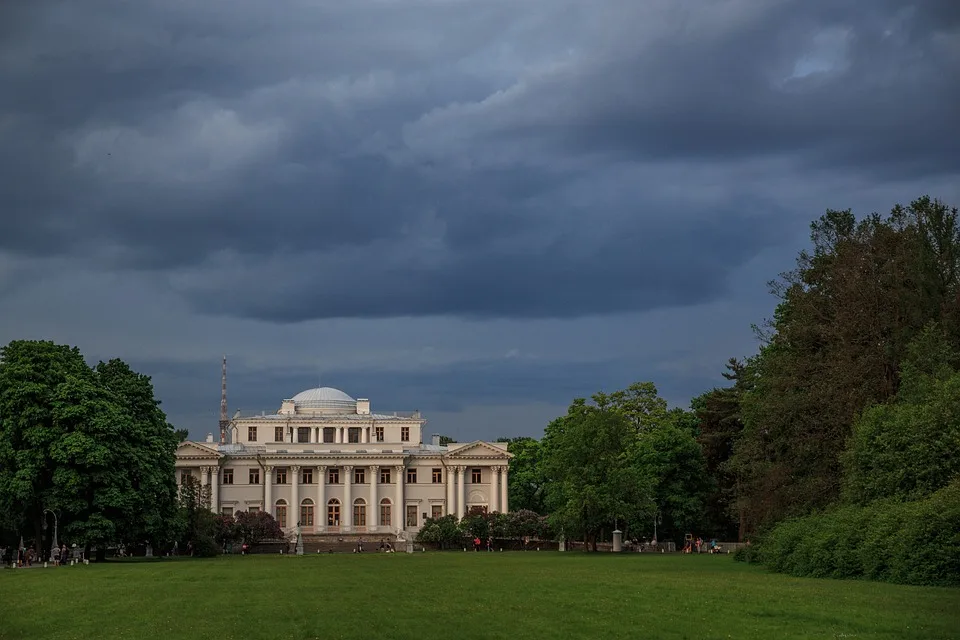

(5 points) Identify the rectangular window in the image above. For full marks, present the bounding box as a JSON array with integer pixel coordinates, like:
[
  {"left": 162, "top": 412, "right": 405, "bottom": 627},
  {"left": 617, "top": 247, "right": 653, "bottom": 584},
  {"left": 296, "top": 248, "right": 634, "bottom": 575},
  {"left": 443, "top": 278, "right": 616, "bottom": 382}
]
[
  {"left": 406, "top": 505, "right": 417, "bottom": 527},
  {"left": 328, "top": 468, "right": 340, "bottom": 484},
  {"left": 354, "top": 503, "right": 366, "bottom": 527},
  {"left": 323, "top": 427, "right": 335, "bottom": 443},
  {"left": 354, "top": 468, "right": 365, "bottom": 484},
  {"left": 375, "top": 426, "right": 384, "bottom": 442},
  {"left": 223, "top": 468, "right": 234, "bottom": 485},
  {"left": 431, "top": 504, "right": 443, "bottom": 519},
  {"left": 348, "top": 427, "right": 360, "bottom": 443},
  {"left": 301, "top": 468, "right": 313, "bottom": 484},
  {"left": 180, "top": 471, "right": 190, "bottom": 485},
  {"left": 222, "top": 507, "right": 234, "bottom": 517},
  {"left": 297, "top": 427, "right": 310, "bottom": 443},
  {"left": 380, "top": 468, "right": 391, "bottom": 484},
  {"left": 406, "top": 468, "right": 417, "bottom": 484},
  {"left": 247, "top": 426, "right": 257, "bottom": 442},
  {"left": 380, "top": 503, "right": 391, "bottom": 526},
  {"left": 248, "top": 506, "right": 260, "bottom": 514},
  {"left": 274, "top": 426, "right": 284, "bottom": 442},
  {"left": 300, "top": 505, "right": 314, "bottom": 527},
  {"left": 401, "top": 427, "right": 410, "bottom": 441},
  {"left": 276, "top": 505, "right": 287, "bottom": 528},
  {"left": 249, "top": 468, "right": 260, "bottom": 485},
  {"left": 432, "top": 468, "right": 442, "bottom": 484},
  {"left": 276, "top": 468, "right": 287, "bottom": 484},
  {"left": 471, "top": 468, "right": 482, "bottom": 483}
]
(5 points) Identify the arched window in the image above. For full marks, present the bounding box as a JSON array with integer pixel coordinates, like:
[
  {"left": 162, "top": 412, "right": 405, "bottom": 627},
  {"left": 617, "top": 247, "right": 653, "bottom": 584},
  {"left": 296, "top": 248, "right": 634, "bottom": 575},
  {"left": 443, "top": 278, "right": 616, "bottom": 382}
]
[
  {"left": 379, "top": 498, "right": 392, "bottom": 527},
  {"left": 275, "top": 499, "right": 288, "bottom": 528},
  {"left": 327, "top": 498, "right": 341, "bottom": 527},
  {"left": 353, "top": 497, "right": 366, "bottom": 527},
  {"left": 300, "top": 498, "right": 314, "bottom": 528}
]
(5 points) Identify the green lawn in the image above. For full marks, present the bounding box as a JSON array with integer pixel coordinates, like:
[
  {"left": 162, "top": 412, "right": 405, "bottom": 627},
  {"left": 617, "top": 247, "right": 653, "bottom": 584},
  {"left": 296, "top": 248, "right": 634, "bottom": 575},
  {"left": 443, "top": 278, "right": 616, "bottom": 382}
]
[{"left": 1, "top": 553, "right": 957, "bottom": 640}]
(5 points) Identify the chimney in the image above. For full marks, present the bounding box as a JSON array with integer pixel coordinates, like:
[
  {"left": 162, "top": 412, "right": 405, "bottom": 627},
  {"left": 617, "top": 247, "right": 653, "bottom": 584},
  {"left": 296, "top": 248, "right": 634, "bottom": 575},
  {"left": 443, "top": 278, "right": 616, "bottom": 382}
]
[
  {"left": 356, "top": 399, "right": 370, "bottom": 415},
  {"left": 431, "top": 434, "right": 440, "bottom": 447},
  {"left": 205, "top": 433, "right": 214, "bottom": 443}
]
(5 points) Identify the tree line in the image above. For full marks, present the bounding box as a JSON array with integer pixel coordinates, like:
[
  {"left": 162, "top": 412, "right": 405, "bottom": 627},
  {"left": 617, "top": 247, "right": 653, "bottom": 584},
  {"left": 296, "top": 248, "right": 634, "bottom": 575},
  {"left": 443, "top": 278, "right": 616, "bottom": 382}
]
[{"left": 498, "top": 196, "right": 960, "bottom": 584}]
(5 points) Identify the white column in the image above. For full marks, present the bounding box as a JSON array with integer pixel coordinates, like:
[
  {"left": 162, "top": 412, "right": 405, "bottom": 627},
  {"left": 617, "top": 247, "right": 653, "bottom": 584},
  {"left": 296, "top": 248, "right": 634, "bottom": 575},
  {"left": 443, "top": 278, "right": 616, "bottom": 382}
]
[
  {"left": 394, "top": 465, "right": 404, "bottom": 531},
  {"left": 342, "top": 465, "right": 353, "bottom": 532},
  {"left": 445, "top": 466, "right": 455, "bottom": 516},
  {"left": 456, "top": 466, "right": 466, "bottom": 517},
  {"left": 500, "top": 466, "right": 509, "bottom": 514},
  {"left": 264, "top": 465, "right": 273, "bottom": 513},
  {"left": 489, "top": 466, "right": 499, "bottom": 514},
  {"left": 335, "top": 428, "right": 341, "bottom": 444},
  {"left": 361, "top": 427, "right": 368, "bottom": 444},
  {"left": 200, "top": 466, "right": 210, "bottom": 510},
  {"left": 369, "top": 465, "right": 379, "bottom": 533},
  {"left": 290, "top": 465, "right": 300, "bottom": 530},
  {"left": 210, "top": 466, "right": 220, "bottom": 514},
  {"left": 317, "top": 465, "right": 327, "bottom": 532}
]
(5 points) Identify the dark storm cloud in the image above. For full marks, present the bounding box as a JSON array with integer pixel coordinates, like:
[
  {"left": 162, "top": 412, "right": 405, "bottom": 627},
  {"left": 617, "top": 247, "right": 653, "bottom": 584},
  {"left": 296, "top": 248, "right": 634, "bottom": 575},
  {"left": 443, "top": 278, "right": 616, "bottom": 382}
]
[
  {"left": 1, "top": 0, "right": 958, "bottom": 323},
  {"left": 136, "top": 353, "right": 716, "bottom": 438}
]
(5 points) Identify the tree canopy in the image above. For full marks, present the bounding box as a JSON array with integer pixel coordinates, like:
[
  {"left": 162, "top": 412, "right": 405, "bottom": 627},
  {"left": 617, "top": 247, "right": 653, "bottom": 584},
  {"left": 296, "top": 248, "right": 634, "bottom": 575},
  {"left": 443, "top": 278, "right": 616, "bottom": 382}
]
[{"left": 0, "top": 340, "right": 181, "bottom": 555}]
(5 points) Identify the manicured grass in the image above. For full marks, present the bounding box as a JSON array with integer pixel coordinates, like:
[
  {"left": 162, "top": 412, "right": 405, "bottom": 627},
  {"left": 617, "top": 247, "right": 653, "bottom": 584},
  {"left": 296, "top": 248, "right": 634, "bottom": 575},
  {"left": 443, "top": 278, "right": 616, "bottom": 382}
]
[{"left": 1, "top": 553, "right": 957, "bottom": 640}]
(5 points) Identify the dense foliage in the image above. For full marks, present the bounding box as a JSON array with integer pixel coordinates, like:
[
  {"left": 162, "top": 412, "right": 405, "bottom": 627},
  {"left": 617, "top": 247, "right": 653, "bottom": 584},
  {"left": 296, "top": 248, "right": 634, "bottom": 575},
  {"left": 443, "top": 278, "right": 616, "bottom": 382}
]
[{"left": 0, "top": 340, "right": 181, "bottom": 558}]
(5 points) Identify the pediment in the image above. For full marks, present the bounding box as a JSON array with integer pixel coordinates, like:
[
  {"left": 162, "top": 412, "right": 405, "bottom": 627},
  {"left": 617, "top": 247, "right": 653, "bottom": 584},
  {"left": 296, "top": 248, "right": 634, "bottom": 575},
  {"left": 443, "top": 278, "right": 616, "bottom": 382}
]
[
  {"left": 444, "top": 441, "right": 512, "bottom": 460},
  {"left": 176, "top": 441, "right": 222, "bottom": 460}
]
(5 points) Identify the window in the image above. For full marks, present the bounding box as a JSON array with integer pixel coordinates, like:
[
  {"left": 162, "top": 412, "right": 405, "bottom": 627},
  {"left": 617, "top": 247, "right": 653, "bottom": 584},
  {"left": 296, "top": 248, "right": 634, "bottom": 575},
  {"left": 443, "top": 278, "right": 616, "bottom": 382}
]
[
  {"left": 249, "top": 468, "right": 260, "bottom": 485},
  {"left": 327, "top": 499, "right": 341, "bottom": 527},
  {"left": 354, "top": 498, "right": 366, "bottom": 527},
  {"left": 432, "top": 468, "right": 442, "bottom": 483},
  {"left": 375, "top": 426, "right": 384, "bottom": 442},
  {"left": 248, "top": 506, "right": 260, "bottom": 514},
  {"left": 301, "top": 468, "right": 313, "bottom": 484},
  {"left": 354, "top": 468, "right": 365, "bottom": 484},
  {"left": 300, "top": 499, "right": 314, "bottom": 527},
  {"left": 401, "top": 426, "right": 410, "bottom": 441},
  {"left": 274, "top": 426, "right": 284, "bottom": 442},
  {"left": 348, "top": 427, "right": 360, "bottom": 443},
  {"left": 222, "top": 506, "right": 234, "bottom": 517},
  {"left": 275, "top": 500, "right": 288, "bottom": 528},
  {"left": 223, "top": 468, "right": 234, "bottom": 485},
  {"left": 247, "top": 426, "right": 257, "bottom": 441},
  {"left": 323, "top": 427, "right": 335, "bottom": 443},
  {"left": 328, "top": 468, "right": 340, "bottom": 484},
  {"left": 431, "top": 504, "right": 443, "bottom": 519},
  {"left": 180, "top": 471, "right": 190, "bottom": 485},
  {"left": 406, "top": 505, "right": 417, "bottom": 527},
  {"left": 380, "top": 468, "right": 391, "bottom": 484},
  {"left": 298, "top": 427, "right": 310, "bottom": 443},
  {"left": 406, "top": 468, "right": 417, "bottom": 484},
  {"left": 380, "top": 499, "right": 391, "bottom": 526},
  {"left": 471, "top": 468, "right": 482, "bottom": 483},
  {"left": 275, "top": 468, "right": 287, "bottom": 484}
]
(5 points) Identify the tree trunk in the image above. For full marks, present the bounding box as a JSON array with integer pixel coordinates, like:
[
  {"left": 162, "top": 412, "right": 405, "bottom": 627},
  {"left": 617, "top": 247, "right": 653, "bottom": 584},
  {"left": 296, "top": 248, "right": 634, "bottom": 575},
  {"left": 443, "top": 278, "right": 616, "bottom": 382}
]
[{"left": 95, "top": 546, "right": 106, "bottom": 562}]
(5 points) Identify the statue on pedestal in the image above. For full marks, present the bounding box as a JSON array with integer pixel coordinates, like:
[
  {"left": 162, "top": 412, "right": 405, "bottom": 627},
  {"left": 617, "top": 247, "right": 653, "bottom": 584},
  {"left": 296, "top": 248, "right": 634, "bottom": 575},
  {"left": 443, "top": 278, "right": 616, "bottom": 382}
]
[{"left": 295, "top": 521, "right": 304, "bottom": 556}]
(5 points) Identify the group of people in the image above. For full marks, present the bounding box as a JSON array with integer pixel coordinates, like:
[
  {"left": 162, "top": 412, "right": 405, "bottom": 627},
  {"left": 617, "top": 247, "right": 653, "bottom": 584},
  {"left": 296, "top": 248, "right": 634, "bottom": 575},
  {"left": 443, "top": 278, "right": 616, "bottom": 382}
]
[
  {"left": 1, "top": 544, "right": 78, "bottom": 567},
  {"left": 683, "top": 536, "right": 722, "bottom": 554}
]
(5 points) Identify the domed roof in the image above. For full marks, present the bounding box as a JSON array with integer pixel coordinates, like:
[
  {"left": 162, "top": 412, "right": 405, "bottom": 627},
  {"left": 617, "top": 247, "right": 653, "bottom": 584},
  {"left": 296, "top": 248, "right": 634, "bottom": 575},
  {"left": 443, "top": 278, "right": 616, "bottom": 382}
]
[{"left": 290, "top": 387, "right": 356, "bottom": 410}]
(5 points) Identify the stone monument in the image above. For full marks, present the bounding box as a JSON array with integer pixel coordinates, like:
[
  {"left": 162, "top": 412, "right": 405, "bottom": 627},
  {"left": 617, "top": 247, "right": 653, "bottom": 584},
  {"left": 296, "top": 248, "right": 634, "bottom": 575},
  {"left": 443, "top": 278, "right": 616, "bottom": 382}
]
[
  {"left": 295, "top": 521, "right": 304, "bottom": 556},
  {"left": 612, "top": 529, "right": 622, "bottom": 552}
]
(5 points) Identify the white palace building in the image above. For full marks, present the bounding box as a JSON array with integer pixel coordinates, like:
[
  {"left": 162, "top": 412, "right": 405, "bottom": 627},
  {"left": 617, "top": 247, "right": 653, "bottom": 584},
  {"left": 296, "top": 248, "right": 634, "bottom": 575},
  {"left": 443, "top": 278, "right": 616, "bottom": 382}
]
[{"left": 175, "top": 380, "right": 512, "bottom": 537}]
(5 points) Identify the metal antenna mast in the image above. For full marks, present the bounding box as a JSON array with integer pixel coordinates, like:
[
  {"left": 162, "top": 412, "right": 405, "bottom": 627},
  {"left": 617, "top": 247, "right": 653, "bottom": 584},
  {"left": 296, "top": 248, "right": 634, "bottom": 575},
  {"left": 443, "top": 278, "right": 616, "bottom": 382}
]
[{"left": 219, "top": 355, "right": 228, "bottom": 445}]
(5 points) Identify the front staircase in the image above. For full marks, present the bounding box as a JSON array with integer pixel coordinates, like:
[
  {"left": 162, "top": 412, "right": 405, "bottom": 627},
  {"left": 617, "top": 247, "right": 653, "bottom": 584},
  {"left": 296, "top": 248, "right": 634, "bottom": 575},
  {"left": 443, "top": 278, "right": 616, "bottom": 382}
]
[{"left": 299, "top": 533, "right": 405, "bottom": 554}]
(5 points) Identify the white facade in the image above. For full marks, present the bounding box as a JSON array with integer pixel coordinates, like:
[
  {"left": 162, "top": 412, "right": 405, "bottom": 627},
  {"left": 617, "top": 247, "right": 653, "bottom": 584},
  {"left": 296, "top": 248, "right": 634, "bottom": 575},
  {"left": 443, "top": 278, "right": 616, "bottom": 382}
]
[{"left": 175, "top": 386, "right": 512, "bottom": 536}]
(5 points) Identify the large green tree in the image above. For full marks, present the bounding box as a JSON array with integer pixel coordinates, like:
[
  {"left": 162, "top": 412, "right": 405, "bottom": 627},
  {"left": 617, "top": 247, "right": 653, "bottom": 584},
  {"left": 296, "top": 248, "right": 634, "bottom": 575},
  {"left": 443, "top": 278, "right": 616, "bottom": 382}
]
[
  {"left": 0, "top": 340, "right": 181, "bottom": 557},
  {"left": 732, "top": 197, "right": 960, "bottom": 530},
  {"left": 542, "top": 397, "right": 655, "bottom": 550},
  {"left": 498, "top": 436, "right": 545, "bottom": 513}
]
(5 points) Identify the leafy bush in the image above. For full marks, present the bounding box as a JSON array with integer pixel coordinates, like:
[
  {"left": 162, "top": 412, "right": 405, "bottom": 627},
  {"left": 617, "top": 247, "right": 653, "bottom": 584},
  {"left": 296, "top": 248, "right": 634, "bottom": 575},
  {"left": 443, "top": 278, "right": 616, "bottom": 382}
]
[
  {"left": 235, "top": 510, "right": 283, "bottom": 545},
  {"left": 192, "top": 533, "right": 220, "bottom": 557},
  {"left": 760, "top": 480, "right": 960, "bottom": 586},
  {"left": 415, "top": 515, "right": 464, "bottom": 549},
  {"left": 732, "top": 544, "right": 761, "bottom": 564}
]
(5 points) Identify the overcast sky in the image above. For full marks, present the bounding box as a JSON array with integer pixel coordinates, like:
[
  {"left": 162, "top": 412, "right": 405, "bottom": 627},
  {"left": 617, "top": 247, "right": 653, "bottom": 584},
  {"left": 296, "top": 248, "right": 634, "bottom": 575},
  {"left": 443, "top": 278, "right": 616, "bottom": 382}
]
[{"left": 1, "top": 0, "right": 958, "bottom": 441}]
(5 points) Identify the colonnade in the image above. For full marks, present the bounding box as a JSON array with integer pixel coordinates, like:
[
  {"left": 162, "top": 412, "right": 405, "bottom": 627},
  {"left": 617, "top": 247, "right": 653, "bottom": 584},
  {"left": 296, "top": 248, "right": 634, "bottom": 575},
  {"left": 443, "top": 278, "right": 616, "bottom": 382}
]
[{"left": 182, "top": 462, "right": 509, "bottom": 531}]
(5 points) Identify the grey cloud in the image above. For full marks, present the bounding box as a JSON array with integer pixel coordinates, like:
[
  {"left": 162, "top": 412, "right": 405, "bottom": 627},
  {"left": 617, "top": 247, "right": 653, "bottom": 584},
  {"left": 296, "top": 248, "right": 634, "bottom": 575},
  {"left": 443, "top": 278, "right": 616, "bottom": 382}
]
[{"left": 1, "top": 0, "right": 957, "bottom": 327}]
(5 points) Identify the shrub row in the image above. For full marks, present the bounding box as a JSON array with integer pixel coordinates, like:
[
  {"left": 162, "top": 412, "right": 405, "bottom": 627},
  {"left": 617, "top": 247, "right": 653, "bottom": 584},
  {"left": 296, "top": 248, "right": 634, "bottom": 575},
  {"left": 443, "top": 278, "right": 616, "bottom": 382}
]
[{"left": 756, "top": 480, "right": 960, "bottom": 586}]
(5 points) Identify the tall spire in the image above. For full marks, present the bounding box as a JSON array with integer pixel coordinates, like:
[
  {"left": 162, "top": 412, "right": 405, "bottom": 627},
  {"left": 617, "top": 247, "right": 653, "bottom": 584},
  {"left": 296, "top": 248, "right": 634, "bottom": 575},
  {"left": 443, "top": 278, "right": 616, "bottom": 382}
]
[{"left": 219, "top": 355, "right": 228, "bottom": 445}]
